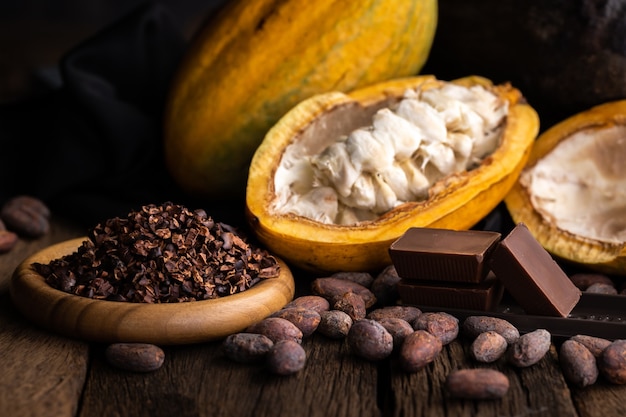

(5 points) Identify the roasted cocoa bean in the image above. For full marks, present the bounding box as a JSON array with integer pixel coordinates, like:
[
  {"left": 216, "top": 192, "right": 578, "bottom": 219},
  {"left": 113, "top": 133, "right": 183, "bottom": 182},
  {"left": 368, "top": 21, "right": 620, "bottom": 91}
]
[
  {"left": 283, "top": 295, "right": 330, "bottom": 313},
  {"left": 331, "top": 291, "right": 366, "bottom": 321},
  {"left": 0, "top": 230, "right": 18, "bottom": 253},
  {"left": 348, "top": 319, "right": 393, "bottom": 361},
  {"left": 266, "top": 340, "right": 306, "bottom": 375},
  {"left": 559, "top": 339, "right": 598, "bottom": 388},
  {"left": 571, "top": 334, "right": 612, "bottom": 358},
  {"left": 471, "top": 331, "right": 508, "bottom": 363},
  {"left": 585, "top": 282, "right": 618, "bottom": 295},
  {"left": 317, "top": 310, "right": 353, "bottom": 339},
  {"left": 331, "top": 271, "right": 374, "bottom": 288},
  {"left": 462, "top": 315, "right": 520, "bottom": 345},
  {"left": 367, "top": 305, "right": 421, "bottom": 323},
  {"left": 507, "top": 329, "right": 551, "bottom": 368},
  {"left": 0, "top": 195, "right": 50, "bottom": 238},
  {"left": 370, "top": 264, "right": 401, "bottom": 306},
  {"left": 445, "top": 369, "right": 509, "bottom": 399},
  {"left": 568, "top": 273, "right": 614, "bottom": 290},
  {"left": 246, "top": 317, "right": 303, "bottom": 344},
  {"left": 412, "top": 312, "right": 459, "bottom": 345},
  {"left": 376, "top": 317, "right": 414, "bottom": 349},
  {"left": 222, "top": 333, "right": 274, "bottom": 363},
  {"left": 270, "top": 307, "right": 321, "bottom": 337},
  {"left": 599, "top": 339, "right": 626, "bottom": 385},
  {"left": 399, "top": 329, "right": 442, "bottom": 372},
  {"left": 311, "top": 277, "right": 376, "bottom": 308},
  {"left": 105, "top": 343, "right": 165, "bottom": 372}
]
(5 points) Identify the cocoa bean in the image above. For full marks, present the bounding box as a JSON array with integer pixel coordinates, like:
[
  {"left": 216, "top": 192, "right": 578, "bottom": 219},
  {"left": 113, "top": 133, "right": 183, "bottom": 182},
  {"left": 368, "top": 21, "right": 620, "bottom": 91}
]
[
  {"left": 1, "top": 195, "right": 50, "bottom": 238},
  {"left": 270, "top": 307, "right": 321, "bottom": 337},
  {"left": 311, "top": 277, "right": 376, "bottom": 308},
  {"left": 367, "top": 305, "right": 421, "bottom": 323},
  {"left": 283, "top": 295, "right": 330, "bottom": 313},
  {"left": 568, "top": 273, "right": 614, "bottom": 290},
  {"left": 266, "top": 340, "right": 306, "bottom": 375},
  {"left": 585, "top": 282, "right": 618, "bottom": 295},
  {"left": 317, "top": 310, "right": 353, "bottom": 339},
  {"left": 331, "top": 291, "right": 366, "bottom": 321},
  {"left": 571, "top": 334, "right": 612, "bottom": 358},
  {"left": 376, "top": 317, "right": 414, "bottom": 349},
  {"left": 471, "top": 331, "right": 508, "bottom": 363},
  {"left": 399, "top": 329, "right": 442, "bottom": 372},
  {"left": 0, "top": 230, "right": 18, "bottom": 253},
  {"left": 222, "top": 333, "right": 274, "bottom": 363},
  {"left": 445, "top": 369, "right": 509, "bottom": 399},
  {"left": 105, "top": 343, "right": 165, "bottom": 372},
  {"left": 331, "top": 271, "right": 374, "bottom": 288},
  {"left": 599, "top": 339, "right": 626, "bottom": 385},
  {"left": 246, "top": 317, "right": 303, "bottom": 344},
  {"left": 559, "top": 339, "right": 598, "bottom": 388},
  {"left": 347, "top": 319, "right": 393, "bottom": 361},
  {"left": 462, "top": 315, "right": 520, "bottom": 345},
  {"left": 412, "top": 312, "right": 459, "bottom": 345},
  {"left": 370, "top": 264, "right": 401, "bottom": 306},
  {"left": 507, "top": 329, "right": 551, "bottom": 367}
]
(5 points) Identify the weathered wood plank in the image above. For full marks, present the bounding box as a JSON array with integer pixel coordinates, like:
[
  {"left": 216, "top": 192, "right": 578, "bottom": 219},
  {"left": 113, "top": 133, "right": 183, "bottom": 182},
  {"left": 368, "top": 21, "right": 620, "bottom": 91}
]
[
  {"left": 389, "top": 340, "right": 580, "bottom": 417},
  {"left": 0, "top": 292, "right": 89, "bottom": 417},
  {"left": 78, "top": 334, "right": 381, "bottom": 417}
]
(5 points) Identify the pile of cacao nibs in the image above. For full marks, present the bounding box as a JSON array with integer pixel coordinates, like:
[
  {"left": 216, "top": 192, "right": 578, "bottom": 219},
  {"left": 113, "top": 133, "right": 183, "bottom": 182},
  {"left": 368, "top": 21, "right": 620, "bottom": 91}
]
[{"left": 34, "top": 202, "right": 280, "bottom": 303}]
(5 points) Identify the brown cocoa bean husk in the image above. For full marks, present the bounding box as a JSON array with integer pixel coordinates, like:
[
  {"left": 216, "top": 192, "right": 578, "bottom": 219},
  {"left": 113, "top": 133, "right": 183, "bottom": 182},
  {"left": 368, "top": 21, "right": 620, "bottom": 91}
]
[
  {"left": 317, "top": 310, "right": 353, "bottom": 339},
  {"left": 507, "top": 329, "right": 551, "bottom": 368},
  {"left": 462, "top": 315, "right": 520, "bottom": 345},
  {"left": 399, "top": 329, "right": 442, "bottom": 373},
  {"left": 376, "top": 317, "right": 414, "bottom": 350},
  {"left": 246, "top": 317, "right": 303, "bottom": 344},
  {"left": 347, "top": 319, "right": 393, "bottom": 361},
  {"left": 105, "top": 343, "right": 165, "bottom": 372},
  {"left": 471, "top": 331, "right": 508, "bottom": 363},
  {"left": 367, "top": 305, "right": 421, "bottom": 323},
  {"left": 266, "top": 340, "right": 306, "bottom": 375},
  {"left": 1, "top": 195, "right": 50, "bottom": 238},
  {"left": 370, "top": 265, "right": 401, "bottom": 306},
  {"left": 0, "top": 230, "right": 18, "bottom": 253},
  {"left": 331, "top": 291, "right": 367, "bottom": 321},
  {"left": 599, "top": 339, "right": 626, "bottom": 385},
  {"left": 330, "top": 271, "right": 374, "bottom": 288},
  {"left": 270, "top": 307, "right": 321, "bottom": 337},
  {"left": 283, "top": 295, "right": 330, "bottom": 313},
  {"left": 445, "top": 369, "right": 509, "bottom": 399},
  {"left": 311, "top": 277, "right": 376, "bottom": 308},
  {"left": 559, "top": 339, "right": 599, "bottom": 388},
  {"left": 571, "top": 334, "right": 612, "bottom": 358},
  {"left": 413, "top": 312, "right": 459, "bottom": 345}
]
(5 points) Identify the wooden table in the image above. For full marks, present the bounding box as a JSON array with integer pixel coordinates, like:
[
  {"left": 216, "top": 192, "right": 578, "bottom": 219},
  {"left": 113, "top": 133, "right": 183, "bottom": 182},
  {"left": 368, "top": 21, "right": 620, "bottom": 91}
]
[{"left": 1, "top": 216, "right": 625, "bottom": 417}]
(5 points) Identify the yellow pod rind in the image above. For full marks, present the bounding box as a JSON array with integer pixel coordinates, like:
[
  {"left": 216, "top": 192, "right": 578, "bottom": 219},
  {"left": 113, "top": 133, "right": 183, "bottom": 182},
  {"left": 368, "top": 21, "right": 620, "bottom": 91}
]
[
  {"left": 164, "top": 0, "right": 438, "bottom": 198},
  {"left": 505, "top": 100, "right": 626, "bottom": 275},
  {"left": 246, "top": 76, "right": 540, "bottom": 273}
]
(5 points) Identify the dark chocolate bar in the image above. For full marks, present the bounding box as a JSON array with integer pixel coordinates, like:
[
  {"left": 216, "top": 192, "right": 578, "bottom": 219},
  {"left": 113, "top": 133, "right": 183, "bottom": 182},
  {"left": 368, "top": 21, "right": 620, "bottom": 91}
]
[
  {"left": 490, "top": 223, "right": 581, "bottom": 317},
  {"left": 389, "top": 227, "right": 501, "bottom": 283},
  {"left": 397, "top": 273, "right": 504, "bottom": 311}
]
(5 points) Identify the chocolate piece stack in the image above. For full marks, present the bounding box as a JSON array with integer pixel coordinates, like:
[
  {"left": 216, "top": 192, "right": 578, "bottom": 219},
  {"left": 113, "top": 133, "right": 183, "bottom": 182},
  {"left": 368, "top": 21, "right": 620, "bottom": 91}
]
[
  {"left": 390, "top": 228, "right": 504, "bottom": 311},
  {"left": 390, "top": 224, "right": 582, "bottom": 317}
]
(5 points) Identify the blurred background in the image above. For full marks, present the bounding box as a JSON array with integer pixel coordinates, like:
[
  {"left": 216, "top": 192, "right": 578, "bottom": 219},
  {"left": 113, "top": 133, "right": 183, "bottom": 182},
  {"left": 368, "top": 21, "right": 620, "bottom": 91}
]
[{"left": 0, "top": 0, "right": 227, "bottom": 103}]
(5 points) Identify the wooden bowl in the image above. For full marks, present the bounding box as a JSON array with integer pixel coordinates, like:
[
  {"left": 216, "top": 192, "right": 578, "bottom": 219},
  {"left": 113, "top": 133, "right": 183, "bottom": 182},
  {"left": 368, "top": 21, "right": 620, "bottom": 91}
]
[{"left": 10, "top": 238, "right": 296, "bottom": 345}]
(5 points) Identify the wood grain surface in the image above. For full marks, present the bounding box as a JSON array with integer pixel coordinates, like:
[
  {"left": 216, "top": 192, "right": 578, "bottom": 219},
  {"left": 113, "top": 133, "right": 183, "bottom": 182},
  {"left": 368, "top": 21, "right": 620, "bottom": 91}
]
[{"left": 1, "top": 217, "right": 626, "bottom": 417}]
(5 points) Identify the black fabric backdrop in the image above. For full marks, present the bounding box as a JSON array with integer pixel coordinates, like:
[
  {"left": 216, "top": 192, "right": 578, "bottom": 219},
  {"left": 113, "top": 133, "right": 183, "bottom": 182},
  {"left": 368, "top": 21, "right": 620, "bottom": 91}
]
[{"left": 0, "top": 2, "right": 195, "bottom": 227}]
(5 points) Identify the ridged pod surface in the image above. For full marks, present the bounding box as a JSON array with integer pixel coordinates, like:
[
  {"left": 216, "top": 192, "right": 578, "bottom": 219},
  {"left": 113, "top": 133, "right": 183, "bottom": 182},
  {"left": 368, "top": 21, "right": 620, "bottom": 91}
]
[
  {"left": 164, "top": 0, "right": 437, "bottom": 199},
  {"left": 246, "top": 76, "right": 539, "bottom": 273},
  {"left": 505, "top": 100, "right": 626, "bottom": 275}
]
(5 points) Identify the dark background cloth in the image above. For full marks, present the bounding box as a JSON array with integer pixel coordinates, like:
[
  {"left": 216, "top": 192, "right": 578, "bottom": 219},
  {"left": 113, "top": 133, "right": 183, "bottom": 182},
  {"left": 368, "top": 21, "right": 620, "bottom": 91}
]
[{"left": 0, "top": 2, "right": 197, "bottom": 227}]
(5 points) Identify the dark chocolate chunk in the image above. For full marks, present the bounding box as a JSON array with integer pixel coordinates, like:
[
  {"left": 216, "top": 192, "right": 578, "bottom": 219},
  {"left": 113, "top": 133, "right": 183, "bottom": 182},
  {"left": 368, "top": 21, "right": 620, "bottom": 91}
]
[
  {"left": 397, "top": 273, "right": 504, "bottom": 311},
  {"left": 490, "top": 223, "right": 581, "bottom": 317},
  {"left": 389, "top": 227, "right": 501, "bottom": 283}
]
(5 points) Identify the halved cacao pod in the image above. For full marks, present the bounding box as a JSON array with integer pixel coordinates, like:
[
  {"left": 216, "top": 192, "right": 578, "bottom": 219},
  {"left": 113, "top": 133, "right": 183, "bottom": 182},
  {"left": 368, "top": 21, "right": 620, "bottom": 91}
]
[
  {"left": 164, "top": 0, "right": 438, "bottom": 199},
  {"left": 505, "top": 100, "right": 626, "bottom": 275},
  {"left": 246, "top": 76, "right": 539, "bottom": 273}
]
